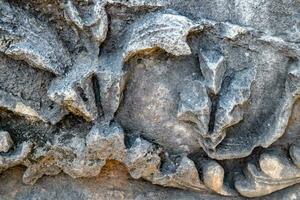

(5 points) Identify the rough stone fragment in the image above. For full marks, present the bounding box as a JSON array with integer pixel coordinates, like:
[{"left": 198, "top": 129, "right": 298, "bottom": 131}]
[
  {"left": 259, "top": 35, "right": 300, "bottom": 58},
  {"left": 0, "top": 131, "right": 13, "bottom": 153},
  {"left": 177, "top": 78, "right": 211, "bottom": 136},
  {"left": 0, "top": 0, "right": 70, "bottom": 75},
  {"left": 0, "top": 141, "right": 32, "bottom": 173},
  {"left": 201, "top": 159, "right": 237, "bottom": 196},
  {"left": 64, "top": 0, "right": 108, "bottom": 45},
  {"left": 26, "top": 135, "right": 101, "bottom": 180},
  {"left": 0, "top": 89, "right": 67, "bottom": 124},
  {"left": 125, "top": 137, "right": 161, "bottom": 179},
  {"left": 220, "top": 22, "right": 254, "bottom": 40},
  {"left": 86, "top": 122, "right": 126, "bottom": 161},
  {"left": 48, "top": 53, "right": 99, "bottom": 122},
  {"left": 22, "top": 152, "right": 62, "bottom": 185},
  {"left": 146, "top": 155, "right": 207, "bottom": 192},
  {"left": 23, "top": 122, "right": 126, "bottom": 184}
]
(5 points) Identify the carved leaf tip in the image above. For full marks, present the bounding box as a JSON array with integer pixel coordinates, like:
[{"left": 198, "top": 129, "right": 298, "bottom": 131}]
[
  {"left": 123, "top": 11, "right": 199, "bottom": 61},
  {"left": 63, "top": 0, "right": 108, "bottom": 46},
  {"left": 199, "top": 49, "right": 226, "bottom": 95}
]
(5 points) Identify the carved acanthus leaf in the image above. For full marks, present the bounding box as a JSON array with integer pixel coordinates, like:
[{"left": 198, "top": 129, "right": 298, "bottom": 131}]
[
  {"left": 48, "top": 53, "right": 99, "bottom": 122},
  {"left": 64, "top": 0, "right": 163, "bottom": 47},
  {"left": 0, "top": 89, "right": 67, "bottom": 124},
  {"left": 0, "top": 0, "right": 70, "bottom": 75},
  {"left": 105, "top": 10, "right": 204, "bottom": 123},
  {"left": 125, "top": 136, "right": 207, "bottom": 191},
  {"left": 21, "top": 125, "right": 211, "bottom": 193},
  {"left": 214, "top": 68, "right": 256, "bottom": 139},
  {"left": 123, "top": 11, "right": 201, "bottom": 61},
  {"left": 48, "top": 9, "right": 204, "bottom": 122},
  {"left": 147, "top": 155, "right": 207, "bottom": 191},
  {"left": 200, "top": 67, "right": 256, "bottom": 154}
]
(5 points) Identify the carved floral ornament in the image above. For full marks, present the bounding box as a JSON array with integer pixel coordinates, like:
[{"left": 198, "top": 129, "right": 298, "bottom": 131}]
[{"left": 0, "top": 0, "right": 300, "bottom": 197}]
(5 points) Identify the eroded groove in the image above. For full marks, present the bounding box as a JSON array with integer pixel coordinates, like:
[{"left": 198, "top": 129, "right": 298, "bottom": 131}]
[
  {"left": 208, "top": 93, "right": 219, "bottom": 133},
  {"left": 91, "top": 75, "right": 103, "bottom": 119}
]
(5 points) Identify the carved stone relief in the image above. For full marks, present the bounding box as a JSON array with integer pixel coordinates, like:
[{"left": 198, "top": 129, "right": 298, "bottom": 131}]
[{"left": 0, "top": 0, "right": 300, "bottom": 199}]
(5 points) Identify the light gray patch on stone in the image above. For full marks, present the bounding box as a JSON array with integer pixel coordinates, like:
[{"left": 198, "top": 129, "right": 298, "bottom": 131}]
[
  {"left": 177, "top": 77, "right": 211, "bottom": 136},
  {"left": 125, "top": 137, "right": 162, "bottom": 179},
  {"left": 0, "top": 131, "right": 13, "bottom": 153},
  {"left": 199, "top": 49, "right": 226, "bottom": 94},
  {"left": 0, "top": 0, "right": 71, "bottom": 75}
]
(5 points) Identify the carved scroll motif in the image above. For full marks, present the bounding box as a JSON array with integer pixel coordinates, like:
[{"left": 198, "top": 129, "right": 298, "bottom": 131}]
[{"left": 235, "top": 144, "right": 300, "bottom": 197}]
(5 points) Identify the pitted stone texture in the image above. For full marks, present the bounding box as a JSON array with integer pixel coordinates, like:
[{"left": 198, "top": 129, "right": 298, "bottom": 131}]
[
  {"left": 23, "top": 122, "right": 126, "bottom": 185},
  {"left": 86, "top": 122, "right": 126, "bottom": 161},
  {"left": 0, "top": 141, "right": 32, "bottom": 173},
  {"left": 0, "top": 131, "right": 13, "bottom": 153},
  {"left": 125, "top": 137, "right": 162, "bottom": 179},
  {"left": 0, "top": 0, "right": 300, "bottom": 198},
  {"left": 235, "top": 146, "right": 300, "bottom": 197},
  {"left": 0, "top": 0, "right": 71, "bottom": 75},
  {"left": 201, "top": 160, "right": 237, "bottom": 196},
  {"left": 146, "top": 154, "right": 207, "bottom": 192},
  {"left": 177, "top": 77, "right": 211, "bottom": 136}
]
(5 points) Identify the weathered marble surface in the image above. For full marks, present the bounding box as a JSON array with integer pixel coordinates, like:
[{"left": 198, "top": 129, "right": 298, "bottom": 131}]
[
  {"left": 1, "top": 164, "right": 300, "bottom": 200},
  {"left": 0, "top": 0, "right": 299, "bottom": 199}
]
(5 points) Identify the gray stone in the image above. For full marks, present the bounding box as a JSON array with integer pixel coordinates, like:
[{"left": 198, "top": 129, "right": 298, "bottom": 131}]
[
  {"left": 0, "top": 141, "right": 32, "bottom": 173},
  {"left": 123, "top": 11, "right": 201, "bottom": 60},
  {"left": 201, "top": 159, "right": 237, "bottom": 196},
  {"left": 177, "top": 77, "right": 211, "bottom": 136},
  {"left": 0, "top": 131, "right": 13, "bottom": 153},
  {"left": 146, "top": 154, "right": 207, "bottom": 192},
  {"left": 201, "top": 67, "right": 257, "bottom": 158},
  {"left": 0, "top": 0, "right": 300, "bottom": 198},
  {"left": 235, "top": 146, "right": 300, "bottom": 197},
  {"left": 199, "top": 49, "right": 226, "bottom": 94},
  {"left": 0, "top": 0, "right": 71, "bottom": 75},
  {"left": 125, "top": 137, "right": 162, "bottom": 179}
]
